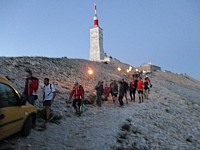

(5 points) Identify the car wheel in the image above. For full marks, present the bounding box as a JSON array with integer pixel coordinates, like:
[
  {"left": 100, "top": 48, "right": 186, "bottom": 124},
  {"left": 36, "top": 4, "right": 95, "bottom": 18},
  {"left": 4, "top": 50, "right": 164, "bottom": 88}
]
[{"left": 21, "top": 116, "right": 32, "bottom": 137}]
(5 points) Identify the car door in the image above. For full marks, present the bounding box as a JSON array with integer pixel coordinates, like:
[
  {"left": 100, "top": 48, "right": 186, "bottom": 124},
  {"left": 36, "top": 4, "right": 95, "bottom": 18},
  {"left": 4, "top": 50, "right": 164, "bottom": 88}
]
[{"left": 0, "top": 82, "right": 24, "bottom": 140}]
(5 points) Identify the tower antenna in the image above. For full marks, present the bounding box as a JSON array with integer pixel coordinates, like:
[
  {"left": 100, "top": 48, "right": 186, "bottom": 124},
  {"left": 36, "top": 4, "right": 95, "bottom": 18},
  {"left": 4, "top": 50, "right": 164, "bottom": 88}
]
[{"left": 93, "top": 3, "right": 98, "bottom": 26}]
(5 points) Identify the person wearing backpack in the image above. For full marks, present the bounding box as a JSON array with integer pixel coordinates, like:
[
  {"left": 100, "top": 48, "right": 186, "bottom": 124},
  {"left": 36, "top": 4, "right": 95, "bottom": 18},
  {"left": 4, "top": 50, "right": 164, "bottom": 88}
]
[
  {"left": 43, "top": 78, "right": 56, "bottom": 122},
  {"left": 22, "top": 69, "right": 39, "bottom": 105}
]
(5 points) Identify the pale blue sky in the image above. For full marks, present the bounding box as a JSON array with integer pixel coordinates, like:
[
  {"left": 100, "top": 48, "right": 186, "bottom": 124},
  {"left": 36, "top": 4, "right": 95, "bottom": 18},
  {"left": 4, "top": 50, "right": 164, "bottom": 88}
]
[{"left": 0, "top": 0, "right": 200, "bottom": 80}]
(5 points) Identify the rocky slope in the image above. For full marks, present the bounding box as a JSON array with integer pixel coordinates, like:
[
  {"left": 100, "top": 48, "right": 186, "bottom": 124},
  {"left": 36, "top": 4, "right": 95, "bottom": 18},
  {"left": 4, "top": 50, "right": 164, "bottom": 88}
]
[
  {"left": 0, "top": 57, "right": 200, "bottom": 150},
  {"left": 0, "top": 57, "right": 130, "bottom": 100}
]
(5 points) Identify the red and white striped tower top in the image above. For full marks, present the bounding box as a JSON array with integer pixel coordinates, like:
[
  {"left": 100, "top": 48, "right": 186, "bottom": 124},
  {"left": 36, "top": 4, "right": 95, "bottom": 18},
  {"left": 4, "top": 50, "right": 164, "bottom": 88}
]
[{"left": 94, "top": 3, "right": 98, "bottom": 26}]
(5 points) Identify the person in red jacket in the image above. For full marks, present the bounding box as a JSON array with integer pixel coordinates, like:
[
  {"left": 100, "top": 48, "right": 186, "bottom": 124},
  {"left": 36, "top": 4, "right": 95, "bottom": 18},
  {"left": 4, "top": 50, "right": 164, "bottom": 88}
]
[
  {"left": 137, "top": 77, "right": 144, "bottom": 103},
  {"left": 22, "top": 69, "right": 39, "bottom": 105},
  {"left": 69, "top": 80, "right": 84, "bottom": 116}
]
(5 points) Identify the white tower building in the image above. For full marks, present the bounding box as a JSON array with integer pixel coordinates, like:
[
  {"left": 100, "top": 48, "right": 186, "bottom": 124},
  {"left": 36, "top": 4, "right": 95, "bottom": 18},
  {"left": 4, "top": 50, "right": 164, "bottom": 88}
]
[{"left": 90, "top": 3, "right": 105, "bottom": 61}]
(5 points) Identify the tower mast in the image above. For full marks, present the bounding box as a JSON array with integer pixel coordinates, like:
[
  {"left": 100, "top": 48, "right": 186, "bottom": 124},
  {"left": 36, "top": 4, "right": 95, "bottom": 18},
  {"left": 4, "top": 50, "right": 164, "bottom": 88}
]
[{"left": 94, "top": 3, "right": 98, "bottom": 26}]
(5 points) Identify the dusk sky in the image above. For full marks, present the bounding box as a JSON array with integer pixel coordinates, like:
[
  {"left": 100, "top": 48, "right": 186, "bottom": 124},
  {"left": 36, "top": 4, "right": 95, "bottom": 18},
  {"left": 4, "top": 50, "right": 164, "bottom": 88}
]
[{"left": 0, "top": 1, "right": 199, "bottom": 80}]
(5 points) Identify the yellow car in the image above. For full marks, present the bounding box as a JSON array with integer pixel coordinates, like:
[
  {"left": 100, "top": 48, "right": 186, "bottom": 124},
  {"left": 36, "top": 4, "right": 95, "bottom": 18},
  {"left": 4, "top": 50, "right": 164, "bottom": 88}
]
[{"left": 0, "top": 74, "right": 37, "bottom": 141}]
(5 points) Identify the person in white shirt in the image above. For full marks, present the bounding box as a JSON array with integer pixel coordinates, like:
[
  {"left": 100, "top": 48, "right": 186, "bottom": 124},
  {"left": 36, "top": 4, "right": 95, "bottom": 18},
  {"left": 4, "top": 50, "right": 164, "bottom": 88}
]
[{"left": 43, "top": 78, "right": 56, "bottom": 122}]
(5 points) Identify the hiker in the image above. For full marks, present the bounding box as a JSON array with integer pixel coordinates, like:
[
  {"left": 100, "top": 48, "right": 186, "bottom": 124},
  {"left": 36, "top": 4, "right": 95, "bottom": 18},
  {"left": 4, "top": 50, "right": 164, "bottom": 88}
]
[
  {"left": 43, "top": 78, "right": 56, "bottom": 122},
  {"left": 22, "top": 69, "right": 39, "bottom": 105},
  {"left": 144, "top": 77, "right": 149, "bottom": 99},
  {"left": 137, "top": 77, "right": 144, "bottom": 103},
  {"left": 129, "top": 78, "right": 136, "bottom": 102},
  {"left": 134, "top": 76, "right": 138, "bottom": 100},
  {"left": 103, "top": 82, "right": 110, "bottom": 101},
  {"left": 69, "top": 80, "right": 84, "bottom": 115},
  {"left": 145, "top": 75, "right": 152, "bottom": 92},
  {"left": 111, "top": 80, "right": 118, "bottom": 105},
  {"left": 118, "top": 81, "right": 125, "bottom": 106},
  {"left": 95, "top": 80, "right": 104, "bottom": 107},
  {"left": 122, "top": 79, "right": 129, "bottom": 104},
  {"left": 109, "top": 80, "right": 114, "bottom": 102}
]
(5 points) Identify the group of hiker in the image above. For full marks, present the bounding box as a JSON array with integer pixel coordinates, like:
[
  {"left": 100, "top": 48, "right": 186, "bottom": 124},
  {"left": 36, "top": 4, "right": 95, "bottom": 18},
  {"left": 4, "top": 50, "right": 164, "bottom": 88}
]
[
  {"left": 22, "top": 69, "right": 152, "bottom": 119},
  {"left": 95, "top": 74, "right": 152, "bottom": 107},
  {"left": 22, "top": 69, "right": 56, "bottom": 122}
]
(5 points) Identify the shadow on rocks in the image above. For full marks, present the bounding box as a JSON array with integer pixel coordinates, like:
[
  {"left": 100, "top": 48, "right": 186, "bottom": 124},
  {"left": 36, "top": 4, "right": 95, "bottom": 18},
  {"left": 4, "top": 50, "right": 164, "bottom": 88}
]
[{"left": 34, "top": 109, "right": 63, "bottom": 131}]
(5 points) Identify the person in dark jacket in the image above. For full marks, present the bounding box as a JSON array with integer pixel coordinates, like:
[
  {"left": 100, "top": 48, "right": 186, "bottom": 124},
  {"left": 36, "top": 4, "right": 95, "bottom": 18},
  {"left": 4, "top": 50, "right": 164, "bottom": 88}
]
[
  {"left": 144, "top": 78, "right": 149, "bottom": 99},
  {"left": 129, "top": 78, "right": 136, "bottom": 102},
  {"left": 118, "top": 81, "right": 125, "bottom": 106},
  {"left": 122, "top": 79, "right": 129, "bottom": 104},
  {"left": 95, "top": 81, "right": 104, "bottom": 107},
  {"left": 133, "top": 77, "right": 138, "bottom": 101},
  {"left": 111, "top": 80, "right": 118, "bottom": 105}
]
